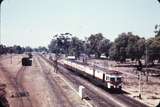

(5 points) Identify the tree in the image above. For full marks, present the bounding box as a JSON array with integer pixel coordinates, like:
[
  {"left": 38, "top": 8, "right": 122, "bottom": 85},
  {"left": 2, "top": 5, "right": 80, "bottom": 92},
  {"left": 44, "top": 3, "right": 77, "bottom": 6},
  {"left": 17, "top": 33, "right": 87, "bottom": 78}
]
[
  {"left": 25, "top": 46, "right": 33, "bottom": 52},
  {"left": 48, "top": 33, "right": 72, "bottom": 55},
  {"left": 126, "top": 34, "right": 145, "bottom": 61},
  {"left": 99, "top": 38, "right": 111, "bottom": 57},
  {"left": 0, "top": 45, "right": 7, "bottom": 55},
  {"left": 36, "top": 46, "right": 48, "bottom": 52},
  {"left": 48, "top": 39, "right": 58, "bottom": 53},
  {"left": 146, "top": 36, "right": 160, "bottom": 63},
  {"left": 135, "top": 38, "right": 145, "bottom": 60},
  {"left": 12, "top": 45, "right": 24, "bottom": 54},
  {"left": 109, "top": 32, "right": 145, "bottom": 62},
  {"left": 87, "top": 33, "right": 104, "bottom": 58},
  {"left": 111, "top": 32, "right": 128, "bottom": 62},
  {"left": 84, "top": 40, "right": 91, "bottom": 57},
  {"left": 68, "top": 37, "right": 84, "bottom": 59},
  {"left": 154, "top": 24, "right": 160, "bottom": 37},
  {"left": 109, "top": 43, "right": 119, "bottom": 60}
]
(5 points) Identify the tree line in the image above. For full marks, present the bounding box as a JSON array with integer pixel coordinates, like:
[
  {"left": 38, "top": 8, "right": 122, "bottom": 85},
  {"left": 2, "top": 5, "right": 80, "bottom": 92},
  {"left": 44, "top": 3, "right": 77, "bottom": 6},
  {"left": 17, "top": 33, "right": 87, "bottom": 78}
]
[
  {"left": 0, "top": 25, "right": 159, "bottom": 64},
  {"left": 0, "top": 45, "right": 47, "bottom": 55},
  {"left": 48, "top": 25, "right": 160, "bottom": 63}
]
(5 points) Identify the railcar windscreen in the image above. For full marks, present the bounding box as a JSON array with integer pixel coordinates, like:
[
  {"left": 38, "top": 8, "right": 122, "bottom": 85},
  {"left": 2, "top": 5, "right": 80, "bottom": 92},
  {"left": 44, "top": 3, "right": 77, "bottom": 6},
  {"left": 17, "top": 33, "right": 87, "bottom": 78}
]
[
  {"left": 110, "top": 78, "right": 115, "bottom": 82},
  {"left": 117, "top": 77, "right": 122, "bottom": 82}
]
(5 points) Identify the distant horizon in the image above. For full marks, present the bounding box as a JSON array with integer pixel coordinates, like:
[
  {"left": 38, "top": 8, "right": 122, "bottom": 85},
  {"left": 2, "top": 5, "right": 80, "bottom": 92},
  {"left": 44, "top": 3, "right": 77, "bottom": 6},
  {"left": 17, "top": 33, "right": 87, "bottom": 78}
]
[
  {"left": 1, "top": 0, "right": 160, "bottom": 48},
  {"left": 0, "top": 31, "right": 155, "bottom": 49}
]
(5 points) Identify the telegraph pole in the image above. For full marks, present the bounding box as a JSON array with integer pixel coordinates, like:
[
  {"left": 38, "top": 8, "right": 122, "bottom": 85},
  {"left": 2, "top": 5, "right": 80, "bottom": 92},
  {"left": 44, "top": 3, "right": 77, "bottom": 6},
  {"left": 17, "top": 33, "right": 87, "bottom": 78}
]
[
  {"left": 145, "top": 42, "right": 149, "bottom": 82},
  {"left": 0, "top": 0, "right": 4, "bottom": 45},
  {"left": 137, "top": 60, "right": 142, "bottom": 99},
  {"left": 139, "top": 71, "right": 142, "bottom": 99}
]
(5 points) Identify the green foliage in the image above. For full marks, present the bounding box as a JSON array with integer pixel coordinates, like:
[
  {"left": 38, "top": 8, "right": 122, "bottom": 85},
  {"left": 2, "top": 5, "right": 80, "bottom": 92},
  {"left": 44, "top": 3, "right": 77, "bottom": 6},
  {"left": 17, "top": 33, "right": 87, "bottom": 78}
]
[
  {"left": 0, "top": 45, "right": 7, "bottom": 54},
  {"left": 0, "top": 44, "right": 27, "bottom": 55},
  {"left": 109, "top": 43, "right": 119, "bottom": 60},
  {"left": 48, "top": 33, "right": 72, "bottom": 55},
  {"left": 25, "top": 46, "right": 33, "bottom": 52},
  {"left": 87, "top": 33, "right": 104, "bottom": 58},
  {"left": 68, "top": 37, "right": 84, "bottom": 58},
  {"left": 48, "top": 33, "right": 84, "bottom": 59},
  {"left": 48, "top": 33, "right": 111, "bottom": 59},
  {"left": 109, "top": 32, "right": 145, "bottom": 62},
  {"left": 1, "top": 24, "right": 160, "bottom": 63},
  {"left": 86, "top": 33, "right": 111, "bottom": 58},
  {"left": 35, "top": 46, "right": 48, "bottom": 52},
  {"left": 99, "top": 39, "right": 111, "bottom": 57},
  {"left": 146, "top": 36, "right": 160, "bottom": 62},
  {"left": 12, "top": 45, "right": 24, "bottom": 54}
]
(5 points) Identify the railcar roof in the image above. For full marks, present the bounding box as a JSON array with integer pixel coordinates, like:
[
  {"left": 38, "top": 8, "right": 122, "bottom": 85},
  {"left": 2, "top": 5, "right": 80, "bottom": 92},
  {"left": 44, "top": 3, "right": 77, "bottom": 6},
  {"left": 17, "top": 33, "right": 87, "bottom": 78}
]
[
  {"left": 105, "top": 70, "right": 122, "bottom": 75},
  {"left": 68, "top": 60, "right": 123, "bottom": 75}
]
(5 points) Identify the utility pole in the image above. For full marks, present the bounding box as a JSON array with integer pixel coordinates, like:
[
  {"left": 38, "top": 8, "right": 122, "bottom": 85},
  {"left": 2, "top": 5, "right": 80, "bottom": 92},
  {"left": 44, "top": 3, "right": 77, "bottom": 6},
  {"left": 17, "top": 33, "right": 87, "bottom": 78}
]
[
  {"left": 93, "top": 62, "right": 95, "bottom": 78},
  {"left": 139, "top": 71, "right": 142, "bottom": 99},
  {"left": 137, "top": 60, "right": 142, "bottom": 99},
  {"left": 10, "top": 49, "right": 13, "bottom": 64},
  {"left": 10, "top": 53, "right": 12, "bottom": 64},
  {"left": 0, "top": 0, "right": 4, "bottom": 45},
  {"left": 145, "top": 41, "right": 149, "bottom": 82}
]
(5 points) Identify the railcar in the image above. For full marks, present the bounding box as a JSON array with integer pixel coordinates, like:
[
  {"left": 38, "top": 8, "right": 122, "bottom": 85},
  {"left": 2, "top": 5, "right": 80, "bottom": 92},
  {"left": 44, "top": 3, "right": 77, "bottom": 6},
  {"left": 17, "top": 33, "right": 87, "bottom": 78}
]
[{"left": 60, "top": 59, "right": 123, "bottom": 90}]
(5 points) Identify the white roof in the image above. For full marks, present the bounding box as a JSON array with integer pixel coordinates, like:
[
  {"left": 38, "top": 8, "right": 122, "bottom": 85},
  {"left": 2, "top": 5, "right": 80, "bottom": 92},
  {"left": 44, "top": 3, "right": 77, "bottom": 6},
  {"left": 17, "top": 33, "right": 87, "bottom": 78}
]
[{"left": 67, "top": 56, "right": 76, "bottom": 60}]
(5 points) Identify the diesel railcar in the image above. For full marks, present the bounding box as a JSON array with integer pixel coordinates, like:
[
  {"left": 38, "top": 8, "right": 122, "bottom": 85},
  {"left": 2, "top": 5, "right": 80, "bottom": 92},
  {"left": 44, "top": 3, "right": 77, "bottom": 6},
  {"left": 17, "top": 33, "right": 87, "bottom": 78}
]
[{"left": 60, "top": 59, "right": 123, "bottom": 90}]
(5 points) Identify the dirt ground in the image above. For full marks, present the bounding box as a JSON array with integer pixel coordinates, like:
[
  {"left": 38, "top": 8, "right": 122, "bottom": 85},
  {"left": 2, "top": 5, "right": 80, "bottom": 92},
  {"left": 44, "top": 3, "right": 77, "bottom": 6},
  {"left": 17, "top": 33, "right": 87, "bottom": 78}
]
[
  {"left": 0, "top": 54, "right": 90, "bottom": 107},
  {"left": 0, "top": 54, "right": 24, "bottom": 107},
  {"left": 1, "top": 54, "right": 159, "bottom": 107},
  {"left": 120, "top": 67, "right": 160, "bottom": 107},
  {"left": 88, "top": 59, "right": 160, "bottom": 107}
]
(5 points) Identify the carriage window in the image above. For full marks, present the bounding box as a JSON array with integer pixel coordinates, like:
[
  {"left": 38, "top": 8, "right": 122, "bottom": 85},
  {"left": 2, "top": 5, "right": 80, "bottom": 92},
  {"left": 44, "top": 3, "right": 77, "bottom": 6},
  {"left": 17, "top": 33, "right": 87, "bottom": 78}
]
[
  {"left": 117, "top": 78, "right": 121, "bottom": 81},
  {"left": 110, "top": 78, "right": 115, "bottom": 82}
]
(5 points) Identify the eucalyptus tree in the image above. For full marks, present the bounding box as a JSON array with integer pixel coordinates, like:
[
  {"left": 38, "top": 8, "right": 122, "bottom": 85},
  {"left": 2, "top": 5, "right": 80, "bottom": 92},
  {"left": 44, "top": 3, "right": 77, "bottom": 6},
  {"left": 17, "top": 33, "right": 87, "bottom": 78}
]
[
  {"left": 48, "top": 33, "right": 72, "bottom": 55},
  {"left": 109, "top": 32, "right": 145, "bottom": 62},
  {"left": 68, "top": 37, "right": 84, "bottom": 58},
  {"left": 86, "top": 33, "right": 104, "bottom": 58},
  {"left": 146, "top": 36, "right": 160, "bottom": 63}
]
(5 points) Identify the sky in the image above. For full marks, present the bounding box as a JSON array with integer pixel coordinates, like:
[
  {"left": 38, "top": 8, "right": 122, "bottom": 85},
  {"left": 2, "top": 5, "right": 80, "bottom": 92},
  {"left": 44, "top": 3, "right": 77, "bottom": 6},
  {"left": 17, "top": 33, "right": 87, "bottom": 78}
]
[{"left": 1, "top": 0, "right": 160, "bottom": 48}]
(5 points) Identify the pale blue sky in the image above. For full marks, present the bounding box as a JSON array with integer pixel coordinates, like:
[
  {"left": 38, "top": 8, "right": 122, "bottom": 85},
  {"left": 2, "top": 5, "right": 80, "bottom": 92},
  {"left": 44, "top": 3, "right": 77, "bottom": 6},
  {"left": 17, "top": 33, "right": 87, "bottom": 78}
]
[{"left": 1, "top": 0, "right": 160, "bottom": 48}]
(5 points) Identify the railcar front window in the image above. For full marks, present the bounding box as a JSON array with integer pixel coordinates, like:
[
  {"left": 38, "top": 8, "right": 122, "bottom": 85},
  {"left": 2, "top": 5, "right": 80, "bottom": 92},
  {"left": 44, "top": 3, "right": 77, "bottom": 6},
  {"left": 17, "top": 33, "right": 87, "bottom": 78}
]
[
  {"left": 110, "top": 78, "right": 115, "bottom": 82},
  {"left": 117, "top": 78, "right": 121, "bottom": 82}
]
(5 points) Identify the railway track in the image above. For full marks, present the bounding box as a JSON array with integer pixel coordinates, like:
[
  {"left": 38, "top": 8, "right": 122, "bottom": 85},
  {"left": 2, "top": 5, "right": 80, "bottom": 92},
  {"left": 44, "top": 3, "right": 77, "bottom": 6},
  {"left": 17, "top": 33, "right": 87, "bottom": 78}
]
[
  {"left": 36, "top": 56, "right": 74, "bottom": 107},
  {"left": 39, "top": 55, "right": 148, "bottom": 107},
  {"left": 60, "top": 66, "right": 148, "bottom": 107},
  {"left": 58, "top": 66, "right": 120, "bottom": 107},
  {"left": 0, "top": 62, "right": 33, "bottom": 107},
  {"left": 39, "top": 55, "right": 121, "bottom": 107}
]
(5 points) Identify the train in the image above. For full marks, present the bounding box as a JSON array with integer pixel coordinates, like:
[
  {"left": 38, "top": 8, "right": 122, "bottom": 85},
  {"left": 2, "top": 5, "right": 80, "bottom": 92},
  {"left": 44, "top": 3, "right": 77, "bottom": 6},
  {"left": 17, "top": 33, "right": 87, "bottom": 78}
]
[{"left": 59, "top": 58, "right": 123, "bottom": 90}]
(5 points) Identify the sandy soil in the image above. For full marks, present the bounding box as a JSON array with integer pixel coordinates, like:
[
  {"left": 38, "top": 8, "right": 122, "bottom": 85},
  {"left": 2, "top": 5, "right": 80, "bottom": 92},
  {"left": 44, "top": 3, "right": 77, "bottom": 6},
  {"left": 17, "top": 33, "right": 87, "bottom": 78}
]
[
  {"left": 120, "top": 67, "right": 160, "bottom": 107},
  {"left": 0, "top": 54, "right": 25, "bottom": 107}
]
